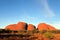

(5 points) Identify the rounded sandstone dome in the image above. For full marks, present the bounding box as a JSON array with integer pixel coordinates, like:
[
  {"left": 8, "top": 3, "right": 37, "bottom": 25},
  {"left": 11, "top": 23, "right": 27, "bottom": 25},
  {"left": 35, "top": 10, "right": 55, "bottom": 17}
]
[
  {"left": 37, "top": 23, "right": 56, "bottom": 31},
  {"left": 27, "top": 24, "right": 36, "bottom": 30},
  {"left": 5, "top": 24, "right": 17, "bottom": 30},
  {"left": 5, "top": 22, "right": 28, "bottom": 30},
  {"left": 17, "top": 22, "right": 28, "bottom": 30}
]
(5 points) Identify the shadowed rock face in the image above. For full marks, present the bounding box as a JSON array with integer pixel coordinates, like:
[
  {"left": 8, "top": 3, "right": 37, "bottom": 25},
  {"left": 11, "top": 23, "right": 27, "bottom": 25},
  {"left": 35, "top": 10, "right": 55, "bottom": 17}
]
[
  {"left": 27, "top": 24, "right": 36, "bottom": 30},
  {"left": 17, "top": 22, "right": 28, "bottom": 30},
  {"left": 37, "top": 23, "right": 56, "bottom": 31},
  {"left": 5, "top": 22, "right": 28, "bottom": 30}
]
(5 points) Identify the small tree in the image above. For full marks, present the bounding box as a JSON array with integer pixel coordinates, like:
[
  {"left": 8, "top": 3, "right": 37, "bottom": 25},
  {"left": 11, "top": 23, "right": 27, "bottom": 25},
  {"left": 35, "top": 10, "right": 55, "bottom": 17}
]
[{"left": 44, "top": 32, "right": 54, "bottom": 40}]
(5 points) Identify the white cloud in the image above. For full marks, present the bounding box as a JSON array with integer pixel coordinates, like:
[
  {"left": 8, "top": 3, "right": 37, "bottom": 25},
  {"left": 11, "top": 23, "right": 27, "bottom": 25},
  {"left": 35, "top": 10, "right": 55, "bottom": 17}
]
[
  {"left": 43, "top": 22, "right": 60, "bottom": 29},
  {"left": 51, "top": 22, "right": 60, "bottom": 29},
  {"left": 40, "top": 0, "right": 55, "bottom": 18}
]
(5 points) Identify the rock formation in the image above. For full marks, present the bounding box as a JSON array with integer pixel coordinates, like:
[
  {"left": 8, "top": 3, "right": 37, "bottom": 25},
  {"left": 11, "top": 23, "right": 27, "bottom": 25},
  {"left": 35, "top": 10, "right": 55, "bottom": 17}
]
[
  {"left": 5, "top": 22, "right": 56, "bottom": 31},
  {"left": 5, "top": 24, "right": 17, "bottom": 30},
  {"left": 17, "top": 22, "right": 28, "bottom": 30},
  {"left": 37, "top": 23, "right": 56, "bottom": 31},
  {"left": 27, "top": 24, "right": 36, "bottom": 30},
  {"left": 5, "top": 22, "right": 28, "bottom": 30}
]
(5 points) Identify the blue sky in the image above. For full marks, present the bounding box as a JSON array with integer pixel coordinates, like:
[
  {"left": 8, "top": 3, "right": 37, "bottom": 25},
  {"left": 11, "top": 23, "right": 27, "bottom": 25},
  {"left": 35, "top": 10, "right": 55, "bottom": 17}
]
[{"left": 0, "top": 0, "right": 60, "bottom": 29}]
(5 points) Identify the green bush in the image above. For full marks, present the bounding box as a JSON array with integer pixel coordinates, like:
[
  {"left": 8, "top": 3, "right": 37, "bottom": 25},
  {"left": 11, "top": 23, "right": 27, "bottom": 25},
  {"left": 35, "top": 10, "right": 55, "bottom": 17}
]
[{"left": 44, "top": 32, "right": 54, "bottom": 40}]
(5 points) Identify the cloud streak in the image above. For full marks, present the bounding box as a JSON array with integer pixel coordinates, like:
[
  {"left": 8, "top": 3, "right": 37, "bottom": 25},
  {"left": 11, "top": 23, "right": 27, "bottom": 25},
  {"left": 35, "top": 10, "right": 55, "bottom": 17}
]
[
  {"left": 51, "top": 22, "right": 60, "bottom": 29},
  {"left": 40, "top": 0, "right": 55, "bottom": 18}
]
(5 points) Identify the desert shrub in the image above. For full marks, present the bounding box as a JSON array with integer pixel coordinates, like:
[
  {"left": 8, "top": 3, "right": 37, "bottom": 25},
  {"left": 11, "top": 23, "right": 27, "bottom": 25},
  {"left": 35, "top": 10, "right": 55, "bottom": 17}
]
[
  {"left": 40, "top": 30, "right": 47, "bottom": 34},
  {"left": 17, "top": 30, "right": 27, "bottom": 34},
  {"left": 31, "top": 29, "right": 39, "bottom": 33},
  {"left": 5, "top": 29, "right": 12, "bottom": 33},
  {"left": 44, "top": 32, "right": 54, "bottom": 40},
  {"left": 48, "top": 30, "right": 60, "bottom": 34},
  {"left": 13, "top": 30, "right": 18, "bottom": 33},
  {"left": 26, "top": 30, "right": 32, "bottom": 34},
  {"left": 0, "top": 29, "right": 11, "bottom": 33},
  {"left": 55, "top": 30, "right": 60, "bottom": 33},
  {"left": 0, "top": 29, "right": 6, "bottom": 33}
]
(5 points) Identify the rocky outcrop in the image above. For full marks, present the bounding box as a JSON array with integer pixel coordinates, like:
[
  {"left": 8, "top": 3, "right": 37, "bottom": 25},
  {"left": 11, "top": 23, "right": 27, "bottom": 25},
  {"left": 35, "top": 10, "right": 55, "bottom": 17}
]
[
  {"left": 27, "top": 24, "right": 36, "bottom": 30},
  {"left": 17, "top": 22, "right": 28, "bottom": 30},
  {"left": 37, "top": 23, "right": 56, "bottom": 31},
  {"left": 5, "top": 24, "right": 17, "bottom": 30},
  {"left": 5, "top": 22, "right": 56, "bottom": 31},
  {"left": 5, "top": 22, "right": 28, "bottom": 30}
]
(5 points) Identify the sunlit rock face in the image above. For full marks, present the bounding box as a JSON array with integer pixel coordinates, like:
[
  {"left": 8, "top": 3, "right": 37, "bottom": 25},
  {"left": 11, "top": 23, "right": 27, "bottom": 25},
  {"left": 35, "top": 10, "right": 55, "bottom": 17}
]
[
  {"left": 5, "top": 22, "right": 28, "bottom": 30},
  {"left": 5, "top": 24, "right": 17, "bottom": 30},
  {"left": 17, "top": 22, "right": 28, "bottom": 30},
  {"left": 37, "top": 23, "right": 56, "bottom": 31},
  {"left": 27, "top": 24, "right": 36, "bottom": 30},
  {"left": 5, "top": 22, "right": 56, "bottom": 31}
]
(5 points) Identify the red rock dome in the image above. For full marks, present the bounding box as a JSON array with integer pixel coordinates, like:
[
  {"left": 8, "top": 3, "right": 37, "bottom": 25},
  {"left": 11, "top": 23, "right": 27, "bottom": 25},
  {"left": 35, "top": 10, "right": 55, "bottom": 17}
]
[
  {"left": 5, "top": 24, "right": 17, "bottom": 30},
  {"left": 37, "top": 23, "right": 56, "bottom": 31},
  {"left": 27, "top": 24, "right": 36, "bottom": 30},
  {"left": 5, "top": 22, "right": 28, "bottom": 30},
  {"left": 17, "top": 22, "right": 28, "bottom": 30}
]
